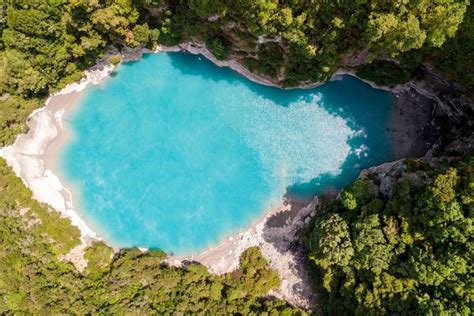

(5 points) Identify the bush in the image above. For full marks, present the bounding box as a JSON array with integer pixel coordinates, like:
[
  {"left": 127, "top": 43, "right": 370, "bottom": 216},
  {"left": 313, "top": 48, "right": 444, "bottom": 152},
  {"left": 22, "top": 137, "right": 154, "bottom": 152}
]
[
  {"left": 108, "top": 54, "right": 122, "bottom": 65},
  {"left": 206, "top": 36, "right": 231, "bottom": 60}
]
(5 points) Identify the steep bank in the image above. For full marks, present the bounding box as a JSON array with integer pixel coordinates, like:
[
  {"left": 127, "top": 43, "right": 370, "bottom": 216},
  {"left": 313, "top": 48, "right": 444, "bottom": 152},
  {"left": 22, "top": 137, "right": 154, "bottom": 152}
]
[{"left": 161, "top": 41, "right": 471, "bottom": 160}]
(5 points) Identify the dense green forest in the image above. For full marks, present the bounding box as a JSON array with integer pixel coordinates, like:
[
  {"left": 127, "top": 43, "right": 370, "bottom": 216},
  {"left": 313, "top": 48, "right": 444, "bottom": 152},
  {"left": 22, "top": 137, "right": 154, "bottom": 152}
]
[
  {"left": 307, "top": 155, "right": 473, "bottom": 314},
  {"left": 169, "top": 0, "right": 471, "bottom": 87},
  {"left": 1, "top": 0, "right": 473, "bottom": 314}
]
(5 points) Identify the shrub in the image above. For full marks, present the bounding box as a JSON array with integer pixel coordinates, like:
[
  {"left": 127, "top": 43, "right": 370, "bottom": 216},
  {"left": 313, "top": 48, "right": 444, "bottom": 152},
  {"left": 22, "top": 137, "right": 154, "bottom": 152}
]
[
  {"left": 108, "top": 54, "right": 122, "bottom": 65},
  {"left": 206, "top": 36, "right": 231, "bottom": 60}
]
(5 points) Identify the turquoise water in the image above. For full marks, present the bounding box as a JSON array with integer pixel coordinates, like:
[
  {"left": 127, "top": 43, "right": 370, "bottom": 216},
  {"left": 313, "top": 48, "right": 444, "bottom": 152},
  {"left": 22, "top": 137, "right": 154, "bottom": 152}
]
[{"left": 60, "top": 53, "right": 394, "bottom": 255}]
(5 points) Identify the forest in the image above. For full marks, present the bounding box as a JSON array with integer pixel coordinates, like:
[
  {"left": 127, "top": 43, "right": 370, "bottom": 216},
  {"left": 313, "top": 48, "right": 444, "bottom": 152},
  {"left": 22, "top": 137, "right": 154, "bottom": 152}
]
[
  {"left": 0, "top": 0, "right": 473, "bottom": 314},
  {"left": 307, "top": 155, "right": 473, "bottom": 314}
]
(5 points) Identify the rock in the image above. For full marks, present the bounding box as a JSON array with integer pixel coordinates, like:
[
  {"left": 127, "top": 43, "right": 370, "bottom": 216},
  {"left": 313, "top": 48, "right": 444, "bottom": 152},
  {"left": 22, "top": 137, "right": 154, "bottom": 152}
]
[
  {"left": 257, "top": 35, "right": 282, "bottom": 44},
  {"left": 120, "top": 47, "right": 153, "bottom": 62},
  {"left": 295, "top": 220, "right": 304, "bottom": 228},
  {"left": 340, "top": 48, "right": 369, "bottom": 67},
  {"left": 379, "top": 176, "right": 394, "bottom": 196},
  {"left": 208, "top": 14, "right": 220, "bottom": 22}
]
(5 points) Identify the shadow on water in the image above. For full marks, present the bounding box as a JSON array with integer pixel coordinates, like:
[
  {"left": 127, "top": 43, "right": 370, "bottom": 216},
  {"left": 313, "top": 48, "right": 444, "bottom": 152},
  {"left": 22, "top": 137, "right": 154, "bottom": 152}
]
[
  {"left": 286, "top": 78, "right": 396, "bottom": 202},
  {"left": 164, "top": 52, "right": 396, "bottom": 203}
]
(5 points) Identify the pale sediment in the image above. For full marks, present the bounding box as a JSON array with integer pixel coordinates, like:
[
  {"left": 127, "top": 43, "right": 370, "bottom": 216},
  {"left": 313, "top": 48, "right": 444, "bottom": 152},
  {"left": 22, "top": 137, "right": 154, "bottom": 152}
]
[
  {"left": 0, "top": 63, "right": 115, "bottom": 245},
  {"left": 1, "top": 41, "right": 453, "bottom": 310}
]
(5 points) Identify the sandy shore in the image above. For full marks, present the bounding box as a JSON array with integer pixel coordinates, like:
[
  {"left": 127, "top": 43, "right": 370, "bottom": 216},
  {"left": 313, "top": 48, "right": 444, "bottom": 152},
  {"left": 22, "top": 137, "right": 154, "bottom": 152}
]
[
  {"left": 0, "top": 42, "right": 441, "bottom": 310},
  {"left": 0, "top": 63, "right": 115, "bottom": 244}
]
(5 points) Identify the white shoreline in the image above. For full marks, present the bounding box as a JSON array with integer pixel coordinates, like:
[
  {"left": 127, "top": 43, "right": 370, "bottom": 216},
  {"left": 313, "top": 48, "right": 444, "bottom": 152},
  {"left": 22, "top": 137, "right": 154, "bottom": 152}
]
[
  {"left": 0, "top": 63, "right": 115, "bottom": 244},
  {"left": 0, "top": 43, "right": 353, "bottom": 309}
]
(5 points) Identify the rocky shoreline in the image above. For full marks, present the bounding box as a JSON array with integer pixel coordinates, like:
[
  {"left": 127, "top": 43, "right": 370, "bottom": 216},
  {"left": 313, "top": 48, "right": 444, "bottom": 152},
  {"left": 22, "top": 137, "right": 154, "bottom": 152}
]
[
  {"left": 122, "top": 40, "right": 472, "bottom": 159},
  {"left": 162, "top": 41, "right": 471, "bottom": 159},
  {"left": 1, "top": 40, "right": 471, "bottom": 311}
]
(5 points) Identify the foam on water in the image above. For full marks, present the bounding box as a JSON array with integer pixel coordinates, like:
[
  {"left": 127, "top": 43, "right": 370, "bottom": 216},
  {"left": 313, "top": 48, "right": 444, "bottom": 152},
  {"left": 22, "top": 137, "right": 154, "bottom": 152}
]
[{"left": 60, "top": 53, "right": 394, "bottom": 254}]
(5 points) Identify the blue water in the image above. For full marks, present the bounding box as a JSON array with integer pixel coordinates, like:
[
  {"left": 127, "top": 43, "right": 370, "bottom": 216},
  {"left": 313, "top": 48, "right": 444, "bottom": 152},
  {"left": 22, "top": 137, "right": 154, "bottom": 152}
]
[{"left": 60, "top": 53, "right": 394, "bottom": 255}]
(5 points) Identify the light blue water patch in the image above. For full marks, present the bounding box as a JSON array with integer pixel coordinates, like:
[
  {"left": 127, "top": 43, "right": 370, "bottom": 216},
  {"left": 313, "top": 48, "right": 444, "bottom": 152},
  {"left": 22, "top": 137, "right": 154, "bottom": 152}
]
[{"left": 60, "top": 53, "right": 394, "bottom": 255}]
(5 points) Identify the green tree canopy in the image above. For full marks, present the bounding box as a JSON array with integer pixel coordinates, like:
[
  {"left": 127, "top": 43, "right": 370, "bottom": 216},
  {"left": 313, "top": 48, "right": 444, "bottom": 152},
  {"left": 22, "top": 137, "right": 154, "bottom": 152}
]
[{"left": 308, "top": 157, "right": 473, "bottom": 314}]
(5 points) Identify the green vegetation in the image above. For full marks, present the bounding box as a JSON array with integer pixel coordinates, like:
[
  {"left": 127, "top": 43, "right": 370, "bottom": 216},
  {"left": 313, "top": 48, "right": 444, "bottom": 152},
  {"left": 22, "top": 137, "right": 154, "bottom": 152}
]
[
  {"left": 0, "top": 159, "right": 81, "bottom": 255},
  {"left": 175, "top": 0, "right": 469, "bottom": 85},
  {"left": 1, "top": 1, "right": 473, "bottom": 314},
  {"left": 255, "top": 42, "right": 285, "bottom": 78},
  {"left": 357, "top": 50, "right": 425, "bottom": 86},
  {"left": 431, "top": 1, "right": 474, "bottom": 93},
  {"left": 357, "top": 3, "right": 474, "bottom": 92},
  {"left": 108, "top": 54, "right": 122, "bottom": 65},
  {"left": 206, "top": 35, "right": 231, "bottom": 60},
  {"left": 0, "top": 158, "right": 300, "bottom": 314},
  {"left": 307, "top": 156, "right": 473, "bottom": 314}
]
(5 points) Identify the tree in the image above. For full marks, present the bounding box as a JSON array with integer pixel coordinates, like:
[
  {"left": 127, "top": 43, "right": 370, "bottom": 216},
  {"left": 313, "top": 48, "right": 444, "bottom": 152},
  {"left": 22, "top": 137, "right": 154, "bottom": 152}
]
[
  {"left": 307, "top": 156, "right": 473, "bottom": 314},
  {"left": 309, "top": 213, "right": 354, "bottom": 269},
  {"left": 366, "top": 13, "right": 426, "bottom": 55}
]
